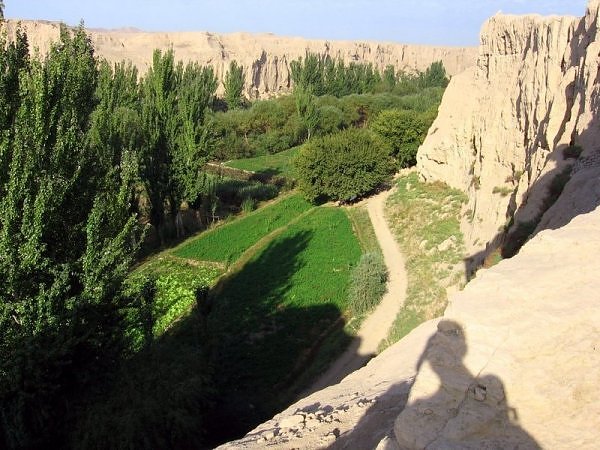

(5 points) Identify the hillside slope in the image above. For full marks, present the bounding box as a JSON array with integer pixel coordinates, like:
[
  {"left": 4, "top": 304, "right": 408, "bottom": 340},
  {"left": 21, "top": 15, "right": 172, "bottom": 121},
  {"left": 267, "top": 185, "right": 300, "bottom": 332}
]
[{"left": 2, "top": 19, "right": 476, "bottom": 98}]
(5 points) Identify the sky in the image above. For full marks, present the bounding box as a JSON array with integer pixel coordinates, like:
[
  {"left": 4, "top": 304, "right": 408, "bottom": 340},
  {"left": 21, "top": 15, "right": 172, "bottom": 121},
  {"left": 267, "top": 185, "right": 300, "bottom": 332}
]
[{"left": 6, "top": 1, "right": 589, "bottom": 46}]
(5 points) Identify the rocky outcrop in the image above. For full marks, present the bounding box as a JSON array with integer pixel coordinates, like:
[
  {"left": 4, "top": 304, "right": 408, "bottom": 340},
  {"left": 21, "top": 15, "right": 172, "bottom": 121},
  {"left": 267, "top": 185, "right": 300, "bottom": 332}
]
[
  {"left": 417, "top": 2, "right": 600, "bottom": 264},
  {"left": 2, "top": 19, "right": 477, "bottom": 99}
]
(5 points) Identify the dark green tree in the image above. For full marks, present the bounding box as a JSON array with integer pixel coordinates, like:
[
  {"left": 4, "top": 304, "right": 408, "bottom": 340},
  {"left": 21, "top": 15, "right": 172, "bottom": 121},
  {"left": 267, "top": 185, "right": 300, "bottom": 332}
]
[
  {"left": 370, "top": 108, "right": 428, "bottom": 167},
  {"left": 294, "top": 84, "right": 320, "bottom": 140},
  {"left": 223, "top": 60, "right": 245, "bottom": 109},
  {"left": 0, "top": 25, "right": 140, "bottom": 448},
  {"left": 139, "top": 49, "right": 179, "bottom": 239},
  {"left": 419, "top": 61, "right": 449, "bottom": 88},
  {"left": 173, "top": 61, "right": 218, "bottom": 205},
  {"left": 294, "top": 128, "right": 394, "bottom": 202}
]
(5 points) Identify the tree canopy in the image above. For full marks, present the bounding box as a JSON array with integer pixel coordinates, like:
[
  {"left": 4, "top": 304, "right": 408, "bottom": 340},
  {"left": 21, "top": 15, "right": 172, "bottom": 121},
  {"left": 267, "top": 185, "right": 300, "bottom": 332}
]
[{"left": 294, "top": 128, "right": 394, "bottom": 202}]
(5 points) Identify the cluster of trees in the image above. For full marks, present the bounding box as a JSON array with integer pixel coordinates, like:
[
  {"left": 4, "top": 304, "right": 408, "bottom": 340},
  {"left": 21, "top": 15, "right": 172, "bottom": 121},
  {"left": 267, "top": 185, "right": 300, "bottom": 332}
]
[
  {"left": 290, "top": 53, "right": 383, "bottom": 97},
  {"left": 210, "top": 86, "right": 444, "bottom": 161},
  {"left": 0, "top": 25, "right": 222, "bottom": 448},
  {"left": 290, "top": 52, "right": 449, "bottom": 97}
]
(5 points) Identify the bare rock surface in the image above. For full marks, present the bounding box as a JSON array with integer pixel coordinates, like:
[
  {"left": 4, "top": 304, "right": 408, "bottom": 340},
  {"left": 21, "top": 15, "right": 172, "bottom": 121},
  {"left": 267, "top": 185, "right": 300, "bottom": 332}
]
[
  {"left": 417, "top": 1, "right": 600, "bottom": 260},
  {"left": 394, "top": 205, "right": 600, "bottom": 449},
  {"left": 2, "top": 19, "right": 476, "bottom": 99}
]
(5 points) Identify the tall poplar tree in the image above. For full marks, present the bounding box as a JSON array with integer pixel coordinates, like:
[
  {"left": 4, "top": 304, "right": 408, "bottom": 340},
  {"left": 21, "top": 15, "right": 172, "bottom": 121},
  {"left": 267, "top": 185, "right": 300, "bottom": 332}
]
[
  {"left": 0, "top": 25, "right": 141, "bottom": 448},
  {"left": 223, "top": 60, "right": 245, "bottom": 109}
]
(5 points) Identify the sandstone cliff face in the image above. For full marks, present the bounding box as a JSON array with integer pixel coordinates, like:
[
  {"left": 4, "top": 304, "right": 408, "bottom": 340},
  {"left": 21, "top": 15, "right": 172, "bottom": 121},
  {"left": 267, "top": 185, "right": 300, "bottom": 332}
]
[
  {"left": 3, "top": 20, "right": 476, "bottom": 99},
  {"left": 417, "top": 2, "right": 600, "bottom": 263}
]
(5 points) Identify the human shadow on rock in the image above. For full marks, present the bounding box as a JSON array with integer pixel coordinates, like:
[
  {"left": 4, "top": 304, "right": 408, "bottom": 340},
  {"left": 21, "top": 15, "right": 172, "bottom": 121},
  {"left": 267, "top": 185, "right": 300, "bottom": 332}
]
[{"left": 356, "top": 320, "right": 541, "bottom": 449}]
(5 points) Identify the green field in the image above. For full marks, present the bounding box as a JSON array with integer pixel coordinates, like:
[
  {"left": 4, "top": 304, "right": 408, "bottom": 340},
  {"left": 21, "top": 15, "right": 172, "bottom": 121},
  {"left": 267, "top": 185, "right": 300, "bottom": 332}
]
[
  {"left": 225, "top": 146, "right": 300, "bottom": 178},
  {"left": 173, "top": 194, "right": 312, "bottom": 264},
  {"left": 209, "top": 207, "right": 362, "bottom": 421},
  {"left": 125, "top": 257, "right": 223, "bottom": 345}
]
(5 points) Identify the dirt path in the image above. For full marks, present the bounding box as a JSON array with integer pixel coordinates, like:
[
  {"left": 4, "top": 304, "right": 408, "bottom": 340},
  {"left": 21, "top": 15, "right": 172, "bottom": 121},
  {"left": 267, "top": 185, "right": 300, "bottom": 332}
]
[{"left": 305, "top": 188, "right": 408, "bottom": 394}]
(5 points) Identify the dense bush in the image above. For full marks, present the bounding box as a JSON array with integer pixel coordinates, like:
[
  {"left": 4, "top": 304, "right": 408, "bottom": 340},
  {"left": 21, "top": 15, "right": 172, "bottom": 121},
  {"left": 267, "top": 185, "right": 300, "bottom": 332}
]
[
  {"left": 294, "top": 128, "right": 395, "bottom": 202},
  {"left": 348, "top": 252, "right": 388, "bottom": 315},
  {"left": 371, "top": 109, "right": 430, "bottom": 167}
]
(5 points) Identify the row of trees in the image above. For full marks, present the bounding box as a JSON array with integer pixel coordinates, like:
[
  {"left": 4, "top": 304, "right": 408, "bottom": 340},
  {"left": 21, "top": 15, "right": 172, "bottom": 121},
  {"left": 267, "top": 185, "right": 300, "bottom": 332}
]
[
  {"left": 0, "top": 24, "right": 223, "bottom": 448},
  {"left": 290, "top": 52, "right": 449, "bottom": 98}
]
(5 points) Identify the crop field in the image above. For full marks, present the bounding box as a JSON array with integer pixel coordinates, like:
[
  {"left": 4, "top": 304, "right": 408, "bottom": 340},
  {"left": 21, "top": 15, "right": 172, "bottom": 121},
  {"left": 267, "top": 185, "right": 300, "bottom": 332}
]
[
  {"left": 125, "top": 257, "right": 223, "bottom": 346},
  {"left": 209, "top": 207, "right": 362, "bottom": 415},
  {"left": 173, "top": 193, "right": 312, "bottom": 264},
  {"left": 225, "top": 146, "right": 300, "bottom": 178}
]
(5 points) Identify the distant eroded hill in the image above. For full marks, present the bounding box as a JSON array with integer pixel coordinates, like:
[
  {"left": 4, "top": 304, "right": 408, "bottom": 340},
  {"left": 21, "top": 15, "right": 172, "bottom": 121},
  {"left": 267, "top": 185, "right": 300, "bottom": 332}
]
[{"left": 2, "top": 19, "right": 477, "bottom": 98}]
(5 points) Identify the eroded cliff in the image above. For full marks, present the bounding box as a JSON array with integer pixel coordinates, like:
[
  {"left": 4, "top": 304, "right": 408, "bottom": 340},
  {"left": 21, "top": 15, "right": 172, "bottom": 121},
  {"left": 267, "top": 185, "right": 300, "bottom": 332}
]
[
  {"left": 418, "top": 2, "right": 600, "bottom": 265},
  {"left": 2, "top": 20, "right": 476, "bottom": 98}
]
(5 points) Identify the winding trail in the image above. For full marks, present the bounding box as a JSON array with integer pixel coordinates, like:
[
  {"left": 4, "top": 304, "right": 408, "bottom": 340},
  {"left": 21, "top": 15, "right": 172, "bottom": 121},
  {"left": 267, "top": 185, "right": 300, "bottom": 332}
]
[{"left": 305, "top": 188, "right": 408, "bottom": 395}]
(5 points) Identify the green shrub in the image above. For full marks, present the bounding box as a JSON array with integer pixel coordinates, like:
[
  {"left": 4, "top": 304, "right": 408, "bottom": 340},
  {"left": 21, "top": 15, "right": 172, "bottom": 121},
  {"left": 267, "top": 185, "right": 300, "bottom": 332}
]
[
  {"left": 370, "top": 108, "right": 428, "bottom": 167},
  {"left": 241, "top": 197, "right": 256, "bottom": 213},
  {"left": 348, "top": 252, "right": 388, "bottom": 315},
  {"left": 294, "top": 128, "right": 395, "bottom": 202}
]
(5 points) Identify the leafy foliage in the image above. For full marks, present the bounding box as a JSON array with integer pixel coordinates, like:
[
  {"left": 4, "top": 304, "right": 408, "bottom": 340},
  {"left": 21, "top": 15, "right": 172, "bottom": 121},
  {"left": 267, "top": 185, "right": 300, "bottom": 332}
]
[
  {"left": 223, "top": 60, "right": 245, "bottom": 109},
  {"left": 0, "top": 25, "right": 142, "bottom": 448},
  {"left": 294, "top": 128, "right": 395, "bottom": 202},
  {"left": 348, "top": 252, "right": 388, "bottom": 315},
  {"left": 371, "top": 108, "right": 430, "bottom": 167}
]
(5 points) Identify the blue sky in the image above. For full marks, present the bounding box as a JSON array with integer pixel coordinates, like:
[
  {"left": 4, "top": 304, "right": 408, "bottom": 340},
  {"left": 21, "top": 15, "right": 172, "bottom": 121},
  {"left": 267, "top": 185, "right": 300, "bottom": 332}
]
[{"left": 7, "top": 1, "right": 588, "bottom": 46}]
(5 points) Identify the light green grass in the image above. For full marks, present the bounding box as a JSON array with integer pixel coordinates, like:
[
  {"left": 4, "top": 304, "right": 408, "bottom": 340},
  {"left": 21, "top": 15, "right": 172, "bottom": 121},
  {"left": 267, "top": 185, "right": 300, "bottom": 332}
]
[
  {"left": 210, "top": 207, "right": 362, "bottom": 411},
  {"left": 173, "top": 193, "right": 312, "bottom": 264},
  {"left": 346, "top": 205, "right": 381, "bottom": 254},
  {"left": 381, "top": 173, "right": 466, "bottom": 349},
  {"left": 125, "top": 257, "right": 223, "bottom": 345},
  {"left": 225, "top": 146, "right": 300, "bottom": 178}
]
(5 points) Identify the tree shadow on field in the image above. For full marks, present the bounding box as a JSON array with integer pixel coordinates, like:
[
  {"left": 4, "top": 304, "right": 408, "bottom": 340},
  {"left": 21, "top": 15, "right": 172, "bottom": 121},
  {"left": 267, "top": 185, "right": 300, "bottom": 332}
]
[
  {"left": 331, "top": 321, "right": 540, "bottom": 449},
  {"left": 204, "top": 230, "right": 354, "bottom": 447}
]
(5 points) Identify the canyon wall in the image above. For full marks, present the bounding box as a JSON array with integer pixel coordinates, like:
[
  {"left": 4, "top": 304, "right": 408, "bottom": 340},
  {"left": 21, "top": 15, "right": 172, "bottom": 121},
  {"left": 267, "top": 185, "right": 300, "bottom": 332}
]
[
  {"left": 417, "top": 2, "right": 600, "bottom": 265},
  {"left": 2, "top": 20, "right": 476, "bottom": 99}
]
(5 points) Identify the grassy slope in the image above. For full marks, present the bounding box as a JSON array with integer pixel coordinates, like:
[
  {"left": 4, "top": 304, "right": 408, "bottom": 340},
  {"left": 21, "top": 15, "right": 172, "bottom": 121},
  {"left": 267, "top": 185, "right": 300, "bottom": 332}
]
[
  {"left": 127, "top": 257, "right": 223, "bottom": 340},
  {"left": 173, "top": 193, "right": 312, "bottom": 264},
  {"left": 382, "top": 172, "right": 466, "bottom": 348},
  {"left": 346, "top": 205, "right": 382, "bottom": 254},
  {"left": 224, "top": 146, "right": 300, "bottom": 178}
]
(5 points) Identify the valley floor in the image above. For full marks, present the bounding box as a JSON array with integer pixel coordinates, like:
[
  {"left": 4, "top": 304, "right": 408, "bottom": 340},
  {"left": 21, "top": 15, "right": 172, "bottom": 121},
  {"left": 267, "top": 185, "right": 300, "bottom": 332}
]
[{"left": 305, "top": 188, "right": 408, "bottom": 394}]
